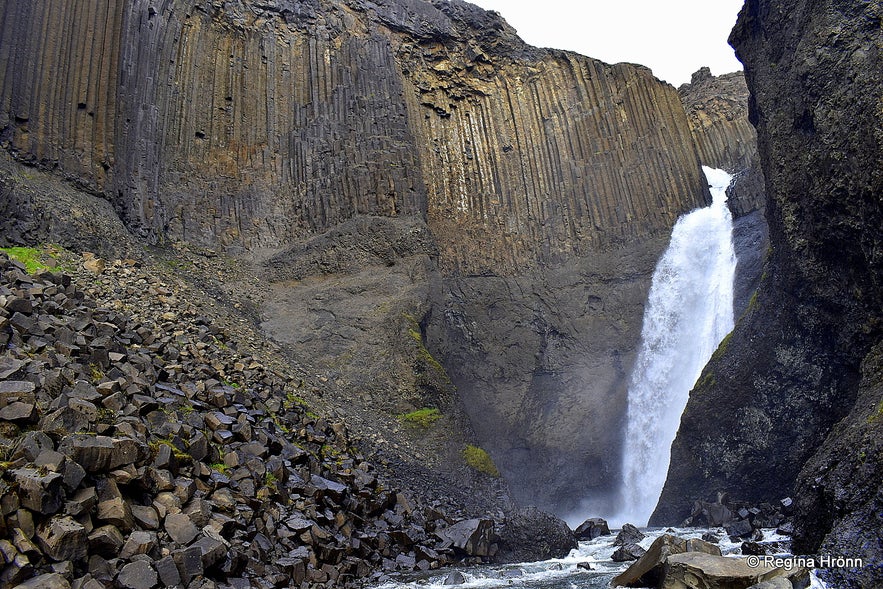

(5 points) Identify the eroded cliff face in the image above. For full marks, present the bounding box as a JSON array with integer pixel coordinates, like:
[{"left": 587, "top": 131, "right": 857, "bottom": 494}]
[
  {"left": 0, "top": 0, "right": 713, "bottom": 514},
  {"left": 654, "top": 3, "right": 882, "bottom": 585}
]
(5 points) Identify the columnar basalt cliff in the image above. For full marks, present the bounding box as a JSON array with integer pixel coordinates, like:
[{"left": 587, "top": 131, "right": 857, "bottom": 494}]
[
  {"left": 0, "top": 0, "right": 705, "bottom": 265},
  {"left": 654, "top": 1, "right": 882, "bottom": 585},
  {"left": 0, "top": 0, "right": 716, "bottom": 515}
]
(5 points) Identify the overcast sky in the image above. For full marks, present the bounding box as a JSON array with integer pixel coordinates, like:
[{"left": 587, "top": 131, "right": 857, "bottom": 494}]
[{"left": 466, "top": 0, "right": 745, "bottom": 87}]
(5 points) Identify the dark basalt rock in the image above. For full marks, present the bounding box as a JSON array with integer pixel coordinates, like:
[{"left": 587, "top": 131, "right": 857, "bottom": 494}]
[
  {"left": 611, "top": 543, "right": 646, "bottom": 562},
  {"left": 574, "top": 517, "right": 610, "bottom": 540},
  {"left": 492, "top": 507, "right": 577, "bottom": 564},
  {"left": 613, "top": 523, "right": 646, "bottom": 547}
]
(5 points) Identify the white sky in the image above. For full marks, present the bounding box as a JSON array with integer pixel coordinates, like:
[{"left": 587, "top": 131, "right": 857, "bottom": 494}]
[{"left": 466, "top": 0, "right": 745, "bottom": 87}]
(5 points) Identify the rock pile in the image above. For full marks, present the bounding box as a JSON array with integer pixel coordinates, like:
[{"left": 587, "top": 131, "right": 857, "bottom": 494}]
[
  {"left": 0, "top": 253, "right": 510, "bottom": 588},
  {"left": 684, "top": 497, "right": 795, "bottom": 548}
]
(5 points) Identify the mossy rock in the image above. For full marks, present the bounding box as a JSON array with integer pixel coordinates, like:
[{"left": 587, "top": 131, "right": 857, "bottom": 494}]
[
  {"left": 463, "top": 444, "right": 500, "bottom": 477},
  {"left": 398, "top": 407, "right": 442, "bottom": 428}
]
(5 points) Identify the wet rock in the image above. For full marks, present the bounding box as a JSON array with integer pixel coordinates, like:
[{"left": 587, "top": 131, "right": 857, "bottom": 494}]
[
  {"left": 443, "top": 570, "right": 466, "bottom": 585},
  {"left": 574, "top": 517, "right": 610, "bottom": 540},
  {"left": 725, "top": 519, "right": 754, "bottom": 540},
  {"left": 612, "top": 543, "right": 646, "bottom": 562},
  {"left": 691, "top": 501, "right": 733, "bottom": 527},
  {"left": 494, "top": 507, "right": 576, "bottom": 564},
  {"left": 613, "top": 534, "right": 721, "bottom": 588},
  {"left": 613, "top": 524, "right": 646, "bottom": 546},
  {"left": 436, "top": 519, "right": 495, "bottom": 557}
]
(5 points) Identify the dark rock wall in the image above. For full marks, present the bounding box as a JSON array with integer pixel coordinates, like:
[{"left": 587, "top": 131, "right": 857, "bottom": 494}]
[
  {"left": 653, "top": 7, "right": 883, "bottom": 583},
  {"left": 0, "top": 0, "right": 715, "bottom": 514}
]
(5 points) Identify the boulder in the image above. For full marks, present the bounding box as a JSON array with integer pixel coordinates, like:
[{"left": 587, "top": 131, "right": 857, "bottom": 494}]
[
  {"left": 493, "top": 507, "right": 577, "bottom": 563},
  {"left": 443, "top": 571, "right": 466, "bottom": 585},
  {"left": 612, "top": 543, "right": 646, "bottom": 562},
  {"left": 725, "top": 519, "right": 755, "bottom": 540},
  {"left": 436, "top": 519, "right": 495, "bottom": 557},
  {"left": 691, "top": 501, "right": 733, "bottom": 526},
  {"left": 61, "top": 435, "right": 144, "bottom": 472},
  {"left": 613, "top": 534, "right": 721, "bottom": 587},
  {"left": 164, "top": 512, "right": 199, "bottom": 545},
  {"left": 117, "top": 560, "right": 158, "bottom": 589},
  {"left": 613, "top": 523, "right": 646, "bottom": 546},
  {"left": 662, "top": 552, "right": 783, "bottom": 589},
  {"left": 35, "top": 516, "right": 88, "bottom": 561},
  {"left": 12, "top": 467, "right": 64, "bottom": 514},
  {"left": 574, "top": 517, "right": 610, "bottom": 540}
]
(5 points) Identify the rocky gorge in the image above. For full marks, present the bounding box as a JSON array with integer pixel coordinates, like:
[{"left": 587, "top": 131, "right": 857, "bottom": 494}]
[{"left": 0, "top": 0, "right": 880, "bottom": 587}]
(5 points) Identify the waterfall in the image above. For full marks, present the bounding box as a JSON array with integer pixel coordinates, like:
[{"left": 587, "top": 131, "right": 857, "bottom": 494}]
[{"left": 616, "top": 166, "right": 737, "bottom": 527}]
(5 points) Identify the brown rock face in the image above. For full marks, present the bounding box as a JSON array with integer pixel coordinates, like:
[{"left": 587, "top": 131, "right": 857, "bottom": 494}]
[
  {"left": 654, "top": 4, "right": 882, "bottom": 588},
  {"left": 0, "top": 0, "right": 705, "bottom": 263},
  {"left": 678, "top": 67, "right": 765, "bottom": 218},
  {"left": 0, "top": 0, "right": 714, "bottom": 514}
]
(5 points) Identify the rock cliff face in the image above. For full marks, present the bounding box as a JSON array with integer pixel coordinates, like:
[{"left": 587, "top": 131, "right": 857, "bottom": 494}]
[
  {"left": 0, "top": 0, "right": 715, "bottom": 514},
  {"left": 678, "top": 67, "right": 768, "bottom": 322},
  {"left": 0, "top": 0, "right": 705, "bottom": 264},
  {"left": 654, "top": 2, "right": 882, "bottom": 585}
]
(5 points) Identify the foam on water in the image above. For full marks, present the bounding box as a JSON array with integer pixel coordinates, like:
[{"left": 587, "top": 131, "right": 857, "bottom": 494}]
[{"left": 612, "top": 166, "right": 737, "bottom": 527}]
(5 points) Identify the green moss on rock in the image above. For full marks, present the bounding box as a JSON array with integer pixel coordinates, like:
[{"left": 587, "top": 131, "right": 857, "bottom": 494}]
[
  {"left": 398, "top": 407, "right": 441, "bottom": 428},
  {"left": 463, "top": 444, "right": 500, "bottom": 477}
]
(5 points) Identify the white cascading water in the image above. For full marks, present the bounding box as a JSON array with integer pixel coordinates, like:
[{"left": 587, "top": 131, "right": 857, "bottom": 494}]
[{"left": 616, "top": 166, "right": 737, "bottom": 527}]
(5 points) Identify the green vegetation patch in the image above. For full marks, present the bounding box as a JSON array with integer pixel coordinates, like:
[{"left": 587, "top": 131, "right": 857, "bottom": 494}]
[
  {"left": 0, "top": 246, "right": 58, "bottom": 274},
  {"left": 463, "top": 444, "right": 500, "bottom": 477},
  {"left": 710, "top": 331, "right": 734, "bottom": 363},
  {"left": 398, "top": 407, "right": 442, "bottom": 428}
]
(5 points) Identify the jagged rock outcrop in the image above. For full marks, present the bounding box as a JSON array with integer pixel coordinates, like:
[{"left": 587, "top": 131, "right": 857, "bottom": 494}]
[
  {"left": 678, "top": 67, "right": 765, "bottom": 219},
  {"left": 654, "top": 2, "right": 882, "bottom": 586},
  {"left": 0, "top": 0, "right": 728, "bottom": 517}
]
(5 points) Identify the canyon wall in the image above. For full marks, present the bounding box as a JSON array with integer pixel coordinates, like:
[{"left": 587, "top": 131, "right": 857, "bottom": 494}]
[
  {"left": 0, "top": 0, "right": 705, "bottom": 267},
  {"left": 0, "top": 0, "right": 740, "bottom": 515},
  {"left": 654, "top": 1, "right": 882, "bottom": 585}
]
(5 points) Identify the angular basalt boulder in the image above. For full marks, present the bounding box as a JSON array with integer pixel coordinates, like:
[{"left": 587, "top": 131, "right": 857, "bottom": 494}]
[
  {"left": 662, "top": 553, "right": 788, "bottom": 589},
  {"left": 493, "top": 507, "right": 577, "bottom": 563},
  {"left": 613, "top": 534, "right": 721, "bottom": 588},
  {"left": 574, "top": 517, "right": 610, "bottom": 540}
]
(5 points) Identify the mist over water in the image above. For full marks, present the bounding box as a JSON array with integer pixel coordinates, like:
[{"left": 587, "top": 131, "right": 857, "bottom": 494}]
[{"left": 610, "top": 166, "right": 737, "bottom": 527}]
